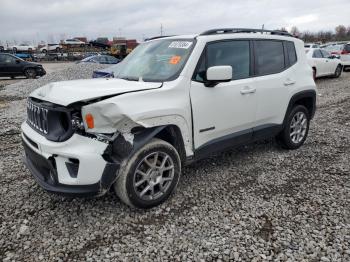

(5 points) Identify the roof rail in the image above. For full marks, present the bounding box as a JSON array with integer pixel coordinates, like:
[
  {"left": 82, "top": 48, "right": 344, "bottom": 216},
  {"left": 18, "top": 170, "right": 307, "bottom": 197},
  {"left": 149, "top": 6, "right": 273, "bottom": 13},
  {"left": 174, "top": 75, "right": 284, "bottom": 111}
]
[
  {"left": 200, "top": 28, "right": 293, "bottom": 37},
  {"left": 144, "top": 35, "right": 175, "bottom": 41}
]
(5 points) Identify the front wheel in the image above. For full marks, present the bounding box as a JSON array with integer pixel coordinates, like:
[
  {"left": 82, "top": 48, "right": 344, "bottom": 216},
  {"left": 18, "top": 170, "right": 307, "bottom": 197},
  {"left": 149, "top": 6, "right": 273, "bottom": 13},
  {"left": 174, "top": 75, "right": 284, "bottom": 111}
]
[
  {"left": 277, "top": 105, "right": 310, "bottom": 149},
  {"left": 333, "top": 64, "right": 342, "bottom": 78},
  {"left": 25, "top": 68, "right": 37, "bottom": 79},
  {"left": 114, "top": 138, "right": 181, "bottom": 209}
]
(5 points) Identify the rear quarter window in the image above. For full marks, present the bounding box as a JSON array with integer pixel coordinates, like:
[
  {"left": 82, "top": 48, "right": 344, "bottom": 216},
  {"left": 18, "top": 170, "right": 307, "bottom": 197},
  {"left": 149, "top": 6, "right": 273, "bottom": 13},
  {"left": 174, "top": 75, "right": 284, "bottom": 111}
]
[{"left": 285, "top": 41, "right": 297, "bottom": 66}]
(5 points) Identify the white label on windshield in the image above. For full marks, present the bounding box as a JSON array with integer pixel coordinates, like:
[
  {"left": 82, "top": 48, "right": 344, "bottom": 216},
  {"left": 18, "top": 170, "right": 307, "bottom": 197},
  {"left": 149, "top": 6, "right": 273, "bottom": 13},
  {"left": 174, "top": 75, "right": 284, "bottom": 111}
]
[{"left": 169, "top": 41, "right": 192, "bottom": 49}]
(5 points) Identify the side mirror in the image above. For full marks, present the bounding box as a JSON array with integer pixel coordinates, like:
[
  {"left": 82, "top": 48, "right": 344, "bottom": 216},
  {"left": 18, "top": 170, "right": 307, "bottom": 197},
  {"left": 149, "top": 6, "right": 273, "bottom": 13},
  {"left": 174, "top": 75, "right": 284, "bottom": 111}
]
[
  {"left": 205, "top": 66, "right": 232, "bottom": 87},
  {"left": 15, "top": 59, "right": 20, "bottom": 63}
]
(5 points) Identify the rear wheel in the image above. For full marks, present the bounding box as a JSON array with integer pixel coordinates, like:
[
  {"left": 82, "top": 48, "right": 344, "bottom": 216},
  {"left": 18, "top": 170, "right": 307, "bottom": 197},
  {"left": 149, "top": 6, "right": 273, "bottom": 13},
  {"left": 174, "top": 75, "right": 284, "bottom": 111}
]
[
  {"left": 333, "top": 64, "right": 342, "bottom": 78},
  {"left": 114, "top": 138, "right": 181, "bottom": 209},
  {"left": 277, "top": 105, "right": 310, "bottom": 149},
  {"left": 25, "top": 68, "right": 36, "bottom": 79}
]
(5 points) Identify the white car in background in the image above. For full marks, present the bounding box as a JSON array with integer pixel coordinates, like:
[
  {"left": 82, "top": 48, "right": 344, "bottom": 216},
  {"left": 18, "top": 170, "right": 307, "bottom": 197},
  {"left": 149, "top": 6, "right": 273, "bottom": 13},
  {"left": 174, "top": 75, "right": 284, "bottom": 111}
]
[
  {"left": 304, "top": 43, "right": 319, "bottom": 50},
  {"left": 306, "top": 48, "right": 342, "bottom": 79},
  {"left": 324, "top": 43, "right": 350, "bottom": 71},
  {"left": 39, "top": 44, "right": 62, "bottom": 53},
  {"left": 8, "top": 44, "right": 36, "bottom": 52},
  {"left": 63, "top": 39, "right": 86, "bottom": 46}
]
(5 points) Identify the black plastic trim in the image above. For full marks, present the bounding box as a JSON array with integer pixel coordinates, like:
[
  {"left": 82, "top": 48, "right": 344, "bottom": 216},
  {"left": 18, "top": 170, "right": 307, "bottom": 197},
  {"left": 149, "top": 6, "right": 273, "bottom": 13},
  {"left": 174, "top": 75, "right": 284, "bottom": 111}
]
[
  {"left": 22, "top": 137, "right": 118, "bottom": 197},
  {"left": 194, "top": 128, "right": 252, "bottom": 161},
  {"left": 284, "top": 90, "right": 317, "bottom": 123}
]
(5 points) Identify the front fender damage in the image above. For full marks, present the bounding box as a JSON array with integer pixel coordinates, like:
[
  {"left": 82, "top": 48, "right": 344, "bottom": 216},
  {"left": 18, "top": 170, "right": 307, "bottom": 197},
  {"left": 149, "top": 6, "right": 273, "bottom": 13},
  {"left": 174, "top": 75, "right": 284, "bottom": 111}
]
[{"left": 81, "top": 102, "right": 194, "bottom": 194}]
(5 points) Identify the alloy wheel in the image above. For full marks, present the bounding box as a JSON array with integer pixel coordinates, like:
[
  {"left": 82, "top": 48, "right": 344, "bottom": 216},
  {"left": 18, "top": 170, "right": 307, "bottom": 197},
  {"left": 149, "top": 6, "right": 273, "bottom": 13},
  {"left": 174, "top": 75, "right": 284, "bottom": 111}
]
[
  {"left": 133, "top": 152, "right": 175, "bottom": 201},
  {"left": 289, "top": 112, "right": 308, "bottom": 144}
]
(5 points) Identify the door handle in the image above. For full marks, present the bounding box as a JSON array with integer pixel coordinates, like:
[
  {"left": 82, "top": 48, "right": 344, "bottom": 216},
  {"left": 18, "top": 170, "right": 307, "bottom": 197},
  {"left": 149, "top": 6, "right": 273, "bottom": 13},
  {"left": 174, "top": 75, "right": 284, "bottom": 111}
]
[
  {"left": 284, "top": 79, "right": 296, "bottom": 86},
  {"left": 240, "top": 86, "right": 256, "bottom": 94}
]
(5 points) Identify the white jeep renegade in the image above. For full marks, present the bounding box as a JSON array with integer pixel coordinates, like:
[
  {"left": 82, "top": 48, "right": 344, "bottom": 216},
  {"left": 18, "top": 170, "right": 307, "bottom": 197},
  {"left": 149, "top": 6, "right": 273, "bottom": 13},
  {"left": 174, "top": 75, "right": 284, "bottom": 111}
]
[{"left": 22, "top": 28, "right": 316, "bottom": 208}]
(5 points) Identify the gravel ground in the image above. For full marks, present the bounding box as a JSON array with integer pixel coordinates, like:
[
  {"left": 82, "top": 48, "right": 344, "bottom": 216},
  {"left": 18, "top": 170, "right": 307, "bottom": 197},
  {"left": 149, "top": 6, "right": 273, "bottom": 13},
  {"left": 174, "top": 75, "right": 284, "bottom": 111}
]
[{"left": 0, "top": 67, "right": 349, "bottom": 261}]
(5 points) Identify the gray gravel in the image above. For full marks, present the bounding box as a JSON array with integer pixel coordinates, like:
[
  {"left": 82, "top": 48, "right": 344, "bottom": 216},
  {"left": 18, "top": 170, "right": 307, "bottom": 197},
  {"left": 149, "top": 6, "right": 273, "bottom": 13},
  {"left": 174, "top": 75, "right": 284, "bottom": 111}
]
[{"left": 0, "top": 68, "right": 349, "bottom": 261}]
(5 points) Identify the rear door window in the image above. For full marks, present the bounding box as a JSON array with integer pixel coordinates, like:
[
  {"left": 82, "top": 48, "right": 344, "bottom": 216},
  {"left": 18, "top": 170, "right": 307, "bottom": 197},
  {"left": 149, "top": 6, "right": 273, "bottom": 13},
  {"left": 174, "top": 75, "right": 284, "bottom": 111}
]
[{"left": 254, "top": 40, "right": 285, "bottom": 75}]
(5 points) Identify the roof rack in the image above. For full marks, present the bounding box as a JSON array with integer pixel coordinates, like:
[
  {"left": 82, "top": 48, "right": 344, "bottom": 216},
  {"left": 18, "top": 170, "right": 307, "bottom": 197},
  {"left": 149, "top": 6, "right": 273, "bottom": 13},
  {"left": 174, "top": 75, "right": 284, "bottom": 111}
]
[
  {"left": 144, "top": 35, "right": 175, "bottom": 41},
  {"left": 200, "top": 28, "right": 293, "bottom": 37}
]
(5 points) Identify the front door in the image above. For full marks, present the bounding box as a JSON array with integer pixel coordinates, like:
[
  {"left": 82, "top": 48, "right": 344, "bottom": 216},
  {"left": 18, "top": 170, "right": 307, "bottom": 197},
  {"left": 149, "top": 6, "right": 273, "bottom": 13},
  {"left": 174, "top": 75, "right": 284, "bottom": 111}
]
[{"left": 190, "top": 40, "right": 257, "bottom": 154}]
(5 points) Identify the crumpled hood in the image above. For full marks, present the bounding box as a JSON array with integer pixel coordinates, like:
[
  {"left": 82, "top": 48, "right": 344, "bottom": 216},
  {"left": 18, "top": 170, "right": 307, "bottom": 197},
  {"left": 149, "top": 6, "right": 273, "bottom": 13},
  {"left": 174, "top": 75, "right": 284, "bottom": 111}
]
[{"left": 30, "top": 78, "right": 162, "bottom": 106}]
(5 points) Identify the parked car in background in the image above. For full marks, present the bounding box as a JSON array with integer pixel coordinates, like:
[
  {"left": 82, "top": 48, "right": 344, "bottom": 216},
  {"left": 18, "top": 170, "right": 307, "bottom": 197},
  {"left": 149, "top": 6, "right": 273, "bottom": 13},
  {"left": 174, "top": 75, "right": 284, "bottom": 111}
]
[
  {"left": 304, "top": 43, "right": 319, "bottom": 50},
  {"left": 89, "top": 38, "right": 111, "bottom": 49},
  {"left": 8, "top": 44, "right": 36, "bottom": 52},
  {"left": 63, "top": 39, "right": 86, "bottom": 46},
  {"left": 0, "top": 53, "right": 45, "bottom": 78},
  {"left": 79, "top": 55, "right": 120, "bottom": 64},
  {"left": 324, "top": 43, "right": 350, "bottom": 71},
  {"left": 14, "top": 53, "right": 37, "bottom": 61},
  {"left": 0, "top": 45, "right": 4, "bottom": 52},
  {"left": 92, "top": 63, "right": 121, "bottom": 78},
  {"left": 306, "top": 48, "right": 342, "bottom": 79},
  {"left": 40, "top": 44, "right": 62, "bottom": 53}
]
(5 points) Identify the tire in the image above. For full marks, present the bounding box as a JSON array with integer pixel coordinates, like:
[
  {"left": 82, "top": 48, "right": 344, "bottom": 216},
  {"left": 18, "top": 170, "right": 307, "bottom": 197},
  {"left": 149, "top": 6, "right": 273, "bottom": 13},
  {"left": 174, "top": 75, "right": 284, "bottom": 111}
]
[
  {"left": 55, "top": 47, "right": 61, "bottom": 53},
  {"left": 114, "top": 138, "right": 181, "bottom": 209},
  {"left": 42, "top": 49, "right": 47, "bottom": 54},
  {"left": 25, "top": 68, "right": 37, "bottom": 79},
  {"left": 333, "top": 64, "right": 342, "bottom": 78},
  {"left": 277, "top": 105, "right": 310, "bottom": 150}
]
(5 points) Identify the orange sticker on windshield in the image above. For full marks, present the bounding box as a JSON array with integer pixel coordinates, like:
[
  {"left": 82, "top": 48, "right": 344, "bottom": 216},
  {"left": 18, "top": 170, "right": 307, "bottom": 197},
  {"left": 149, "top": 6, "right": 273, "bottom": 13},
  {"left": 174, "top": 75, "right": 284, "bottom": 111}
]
[{"left": 169, "top": 56, "right": 181, "bottom": 64}]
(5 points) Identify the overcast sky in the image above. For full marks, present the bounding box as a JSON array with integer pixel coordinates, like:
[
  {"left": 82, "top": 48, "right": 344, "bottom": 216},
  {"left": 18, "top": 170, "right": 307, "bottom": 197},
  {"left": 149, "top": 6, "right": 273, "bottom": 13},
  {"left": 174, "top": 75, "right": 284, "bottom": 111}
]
[{"left": 0, "top": 0, "right": 349, "bottom": 44}]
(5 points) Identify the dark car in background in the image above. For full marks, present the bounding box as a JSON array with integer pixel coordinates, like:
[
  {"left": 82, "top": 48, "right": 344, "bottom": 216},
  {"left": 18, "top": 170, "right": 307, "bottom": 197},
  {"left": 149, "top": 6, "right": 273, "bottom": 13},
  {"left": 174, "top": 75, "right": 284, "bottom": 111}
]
[
  {"left": 0, "top": 53, "right": 46, "bottom": 79},
  {"left": 79, "top": 55, "right": 120, "bottom": 64},
  {"left": 92, "top": 62, "right": 121, "bottom": 78}
]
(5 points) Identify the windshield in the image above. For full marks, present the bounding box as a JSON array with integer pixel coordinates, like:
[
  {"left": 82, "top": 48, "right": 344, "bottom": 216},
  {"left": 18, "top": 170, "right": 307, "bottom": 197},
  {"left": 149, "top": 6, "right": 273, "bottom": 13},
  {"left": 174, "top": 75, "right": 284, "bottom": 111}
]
[{"left": 114, "top": 39, "right": 195, "bottom": 82}]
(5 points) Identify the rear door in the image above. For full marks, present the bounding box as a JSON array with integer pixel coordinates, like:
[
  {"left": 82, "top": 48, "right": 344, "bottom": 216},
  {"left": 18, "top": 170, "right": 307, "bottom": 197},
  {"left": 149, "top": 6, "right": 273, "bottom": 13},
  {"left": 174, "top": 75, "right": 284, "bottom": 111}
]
[
  {"left": 0, "top": 54, "right": 5, "bottom": 75},
  {"left": 0, "top": 54, "right": 18, "bottom": 75},
  {"left": 251, "top": 40, "right": 295, "bottom": 135}
]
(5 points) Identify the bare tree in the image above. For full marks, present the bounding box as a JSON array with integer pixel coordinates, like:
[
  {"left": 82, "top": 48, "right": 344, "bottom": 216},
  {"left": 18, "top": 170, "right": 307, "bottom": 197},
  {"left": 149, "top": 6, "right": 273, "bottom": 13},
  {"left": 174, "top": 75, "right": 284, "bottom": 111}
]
[
  {"left": 290, "top": 26, "right": 300, "bottom": 37},
  {"left": 335, "top": 25, "right": 347, "bottom": 40}
]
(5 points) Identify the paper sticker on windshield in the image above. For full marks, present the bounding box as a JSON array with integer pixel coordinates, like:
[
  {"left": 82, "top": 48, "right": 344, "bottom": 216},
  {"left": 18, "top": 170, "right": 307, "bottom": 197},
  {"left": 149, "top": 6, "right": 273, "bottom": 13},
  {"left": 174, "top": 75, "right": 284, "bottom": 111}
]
[
  {"left": 169, "top": 41, "right": 192, "bottom": 49},
  {"left": 169, "top": 56, "right": 182, "bottom": 64}
]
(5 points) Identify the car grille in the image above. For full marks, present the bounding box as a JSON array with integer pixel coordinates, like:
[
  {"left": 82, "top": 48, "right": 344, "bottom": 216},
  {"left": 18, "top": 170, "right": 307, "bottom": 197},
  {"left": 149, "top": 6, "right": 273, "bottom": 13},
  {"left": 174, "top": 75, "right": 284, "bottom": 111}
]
[
  {"left": 26, "top": 98, "right": 75, "bottom": 142},
  {"left": 27, "top": 100, "right": 49, "bottom": 134}
]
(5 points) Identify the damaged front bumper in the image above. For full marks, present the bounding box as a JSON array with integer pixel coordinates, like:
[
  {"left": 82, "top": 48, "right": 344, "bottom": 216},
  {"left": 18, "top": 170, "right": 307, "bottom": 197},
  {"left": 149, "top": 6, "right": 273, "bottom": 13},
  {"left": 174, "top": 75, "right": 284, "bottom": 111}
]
[{"left": 21, "top": 121, "right": 119, "bottom": 197}]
